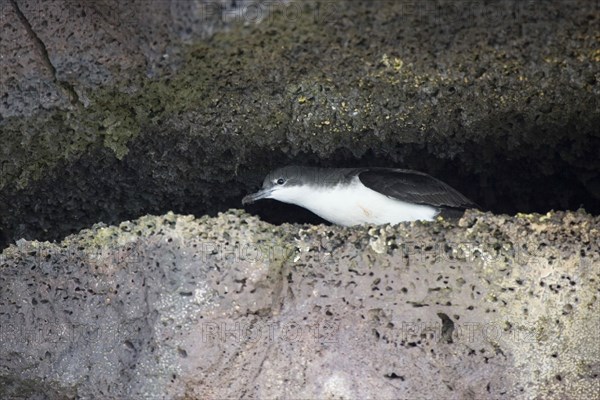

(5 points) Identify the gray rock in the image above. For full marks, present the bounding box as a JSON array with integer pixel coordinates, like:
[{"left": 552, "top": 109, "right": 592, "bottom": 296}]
[
  {"left": 1, "top": 0, "right": 271, "bottom": 118},
  {"left": 1, "top": 0, "right": 599, "bottom": 248},
  {"left": 1, "top": 210, "right": 598, "bottom": 399}
]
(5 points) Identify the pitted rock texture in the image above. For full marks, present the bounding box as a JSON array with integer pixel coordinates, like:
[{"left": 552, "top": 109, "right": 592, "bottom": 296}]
[
  {"left": 1, "top": 210, "right": 598, "bottom": 399},
  {"left": 1, "top": 0, "right": 268, "bottom": 117},
  {"left": 1, "top": 0, "right": 599, "bottom": 249}
]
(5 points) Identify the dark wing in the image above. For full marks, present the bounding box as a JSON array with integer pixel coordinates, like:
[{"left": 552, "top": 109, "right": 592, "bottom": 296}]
[{"left": 357, "top": 168, "right": 477, "bottom": 209}]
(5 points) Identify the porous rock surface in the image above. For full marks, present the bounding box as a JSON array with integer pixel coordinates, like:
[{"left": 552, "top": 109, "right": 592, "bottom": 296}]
[
  {"left": 1, "top": 210, "right": 598, "bottom": 399},
  {"left": 1, "top": 0, "right": 599, "bottom": 248}
]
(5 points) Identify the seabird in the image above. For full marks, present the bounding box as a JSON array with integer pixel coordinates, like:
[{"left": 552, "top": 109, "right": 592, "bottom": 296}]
[{"left": 242, "top": 166, "right": 478, "bottom": 226}]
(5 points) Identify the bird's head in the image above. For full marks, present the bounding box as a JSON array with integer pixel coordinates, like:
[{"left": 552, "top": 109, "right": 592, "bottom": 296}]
[{"left": 241, "top": 166, "right": 306, "bottom": 205}]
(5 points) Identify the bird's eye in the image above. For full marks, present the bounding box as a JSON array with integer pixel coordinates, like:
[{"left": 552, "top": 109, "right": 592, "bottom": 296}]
[{"left": 276, "top": 178, "right": 285, "bottom": 185}]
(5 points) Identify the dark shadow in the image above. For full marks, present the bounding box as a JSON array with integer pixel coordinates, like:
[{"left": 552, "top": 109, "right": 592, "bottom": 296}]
[{"left": 1, "top": 117, "right": 598, "bottom": 250}]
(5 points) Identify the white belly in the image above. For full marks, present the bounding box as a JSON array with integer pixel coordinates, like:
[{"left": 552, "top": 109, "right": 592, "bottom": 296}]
[{"left": 276, "top": 179, "right": 439, "bottom": 226}]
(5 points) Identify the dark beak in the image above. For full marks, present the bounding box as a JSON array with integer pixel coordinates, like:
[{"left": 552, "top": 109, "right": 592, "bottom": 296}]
[{"left": 242, "top": 188, "right": 273, "bottom": 205}]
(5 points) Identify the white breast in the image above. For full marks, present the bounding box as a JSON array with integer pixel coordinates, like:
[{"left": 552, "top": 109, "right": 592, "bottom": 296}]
[{"left": 270, "top": 177, "right": 439, "bottom": 226}]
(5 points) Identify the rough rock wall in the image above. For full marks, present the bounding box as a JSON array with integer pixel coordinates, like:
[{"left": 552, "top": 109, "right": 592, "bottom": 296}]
[
  {"left": 0, "top": 210, "right": 598, "bottom": 399},
  {"left": 1, "top": 0, "right": 599, "bottom": 249},
  {"left": 1, "top": 2, "right": 599, "bottom": 397},
  {"left": 1, "top": 0, "right": 269, "bottom": 117}
]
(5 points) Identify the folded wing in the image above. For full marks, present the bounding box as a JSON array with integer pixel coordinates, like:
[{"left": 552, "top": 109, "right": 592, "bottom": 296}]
[{"left": 357, "top": 168, "right": 478, "bottom": 209}]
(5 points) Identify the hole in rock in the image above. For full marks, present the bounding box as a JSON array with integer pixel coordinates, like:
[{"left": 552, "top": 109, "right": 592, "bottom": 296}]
[{"left": 0, "top": 131, "right": 598, "bottom": 251}]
